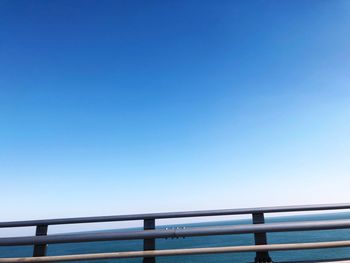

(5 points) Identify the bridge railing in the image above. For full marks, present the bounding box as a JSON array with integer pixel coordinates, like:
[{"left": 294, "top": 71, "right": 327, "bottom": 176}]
[{"left": 1, "top": 203, "right": 350, "bottom": 263}]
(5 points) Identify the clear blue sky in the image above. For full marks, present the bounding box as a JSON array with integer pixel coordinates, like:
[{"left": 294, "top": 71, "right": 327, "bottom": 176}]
[{"left": 1, "top": 0, "right": 350, "bottom": 222}]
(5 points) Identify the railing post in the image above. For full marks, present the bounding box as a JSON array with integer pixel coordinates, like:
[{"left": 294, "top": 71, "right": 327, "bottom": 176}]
[
  {"left": 143, "top": 218, "right": 156, "bottom": 263},
  {"left": 33, "top": 224, "right": 48, "bottom": 257},
  {"left": 252, "top": 213, "right": 272, "bottom": 263}
]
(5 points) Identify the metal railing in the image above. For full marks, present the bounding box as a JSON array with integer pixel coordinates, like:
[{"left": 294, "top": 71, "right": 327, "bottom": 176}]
[{"left": 1, "top": 203, "right": 350, "bottom": 262}]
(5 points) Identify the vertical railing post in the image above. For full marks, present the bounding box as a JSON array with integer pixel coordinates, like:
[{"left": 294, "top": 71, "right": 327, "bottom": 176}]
[
  {"left": 252, "top": 213, "right": 272, "bottom": 263},
  {"left": 33, "top": 224, "right": 48, "bottom": 257},
  {"left": 143, "top": 218, "right": 156, "bottom": 263}
]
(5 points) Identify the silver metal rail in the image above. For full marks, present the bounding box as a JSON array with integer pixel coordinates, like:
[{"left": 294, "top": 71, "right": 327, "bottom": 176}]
[
  {"left": 2, "top": 219, "right": 350, "bottom": 246},
  {"left": 1, "top": 240, "right": 350, "bottom": 262},
  {"left": 1, "top": 203, "right": 350, "bottom": 263},
  {"left": 1, "top": 203, "right": 350, "bottom": 228}
]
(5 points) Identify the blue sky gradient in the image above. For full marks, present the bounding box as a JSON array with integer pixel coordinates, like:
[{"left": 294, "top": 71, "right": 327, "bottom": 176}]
[{"left": 1, "top": 0, "right": 350, "bottom": 222}]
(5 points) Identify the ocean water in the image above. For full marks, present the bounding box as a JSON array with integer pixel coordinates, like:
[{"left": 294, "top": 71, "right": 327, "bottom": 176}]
[{"left": 1, "top": 212, "right": 350, "bottom": 262}]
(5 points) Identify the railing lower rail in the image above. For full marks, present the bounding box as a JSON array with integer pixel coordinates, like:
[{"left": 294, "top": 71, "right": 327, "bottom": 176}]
[
  {"left": 1, "top": 203, "right": 350, "bottom": 263},
  {"left": 1, "top": 240, "right": 350, "bottom": 263}
]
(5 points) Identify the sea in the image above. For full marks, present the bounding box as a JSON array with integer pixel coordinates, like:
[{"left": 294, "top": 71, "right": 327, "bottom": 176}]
[{"left": 1, "top": 212, "right": 350, "bottom": 262}]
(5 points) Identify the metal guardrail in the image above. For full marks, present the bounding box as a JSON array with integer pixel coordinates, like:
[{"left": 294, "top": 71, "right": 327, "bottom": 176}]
[{"left": 1, "top": 203, "right": 350, "bottom": 263}]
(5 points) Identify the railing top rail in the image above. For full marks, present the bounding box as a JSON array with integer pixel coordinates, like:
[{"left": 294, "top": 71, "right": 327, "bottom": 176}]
[
  {"left": 1, "top": 203, "right": 350, "bottom": 228},
  {"left": 2, "top": 218, "right": 350, "bottom": 246}
]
